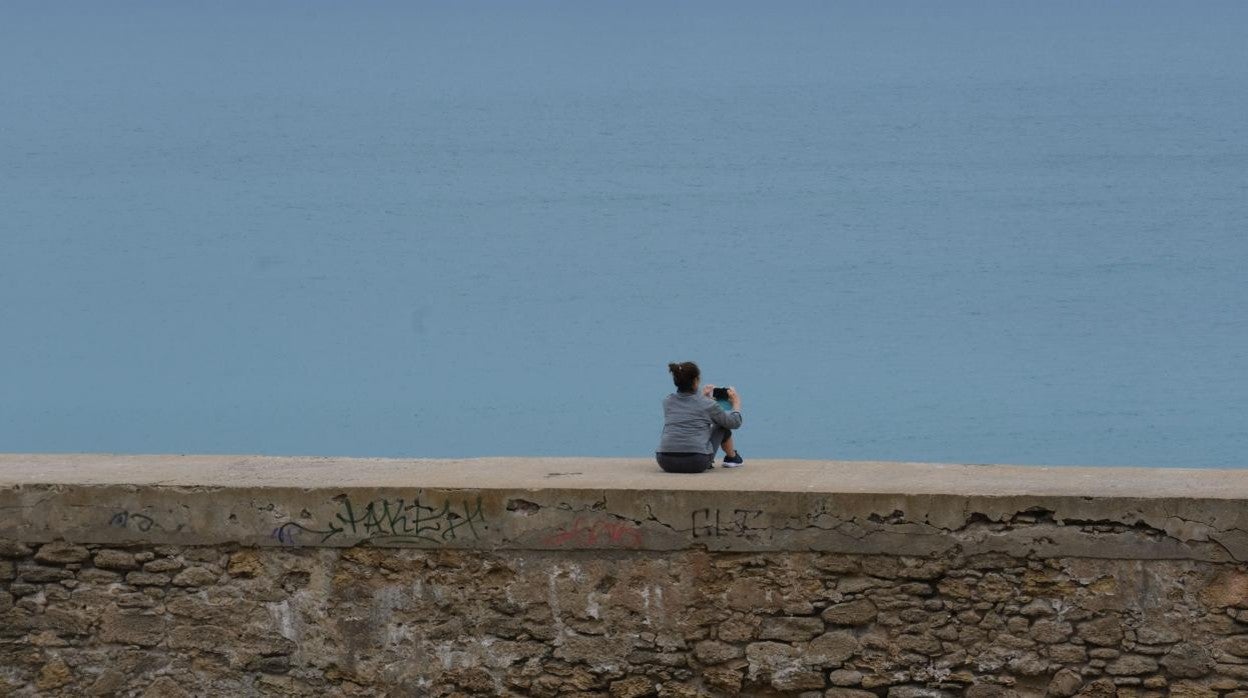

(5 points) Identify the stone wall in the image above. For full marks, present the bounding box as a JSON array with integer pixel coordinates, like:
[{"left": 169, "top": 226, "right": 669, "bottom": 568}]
[{"left": 4, "top": 454, "right": 1248, "bottom": 697}]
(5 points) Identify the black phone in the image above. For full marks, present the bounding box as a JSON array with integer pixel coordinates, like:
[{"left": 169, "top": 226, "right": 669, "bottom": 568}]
[{"left": 712, "top": 387, "right": 730, "bottom": 400}]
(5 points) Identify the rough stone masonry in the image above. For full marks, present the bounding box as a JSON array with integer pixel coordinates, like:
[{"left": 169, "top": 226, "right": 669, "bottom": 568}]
[{"left": 4, "top": 454, "right": 1248, "bottom": 697}]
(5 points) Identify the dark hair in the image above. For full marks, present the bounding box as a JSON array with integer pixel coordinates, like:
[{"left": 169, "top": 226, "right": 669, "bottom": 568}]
[{"left": 668, "top": 361, "right": 700, "bottom": 393}]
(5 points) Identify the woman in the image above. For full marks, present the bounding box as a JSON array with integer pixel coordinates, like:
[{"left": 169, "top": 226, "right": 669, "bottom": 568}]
[{"left": 655, "top": 361, "right": 744, "bottom": 473}]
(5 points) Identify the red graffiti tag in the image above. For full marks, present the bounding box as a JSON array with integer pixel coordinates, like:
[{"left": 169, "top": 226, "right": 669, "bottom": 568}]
[{"left": 543, "top": 517, "right": 643, "bottom": 548}]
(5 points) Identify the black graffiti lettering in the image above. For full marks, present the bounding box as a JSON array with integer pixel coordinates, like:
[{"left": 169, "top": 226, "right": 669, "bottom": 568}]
[
  {"left": 731, "top": 509, "right": 764, "bottom": 534},
  {"left": 410, "top": 498, "right": 450, "bottom": 542},
  {"left": 441, "top": 498, "right": 486, "bottom": 541},
  {"left": 691, "top": 508, "right": 721, "bottom": 538},
  {"left": 272, "top": 520, "right": 344, "bottom": 545},
  {"left": 109, "top": 511, "right": 156, "bottom": 532},
  {"left": 303, "top": 494, "right": 487, "bottom": 545}
]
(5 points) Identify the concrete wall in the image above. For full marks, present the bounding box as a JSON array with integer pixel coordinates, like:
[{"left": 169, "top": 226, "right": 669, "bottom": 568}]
[{"left": 3, "top": 454, "right": 1248, "bottom": 697}]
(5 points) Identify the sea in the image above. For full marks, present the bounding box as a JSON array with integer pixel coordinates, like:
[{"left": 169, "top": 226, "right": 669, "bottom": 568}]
[{"left": 2, "top": 1, "right": 1245, "bottom": 467}]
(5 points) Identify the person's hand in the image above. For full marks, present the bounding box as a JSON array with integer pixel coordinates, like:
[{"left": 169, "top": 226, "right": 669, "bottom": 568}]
[
  {"left": 702, "top": 384, "right": 716, "bottom": 397},
  {"left": 727, "top": 387, "right": 741, "bottom": 410}
]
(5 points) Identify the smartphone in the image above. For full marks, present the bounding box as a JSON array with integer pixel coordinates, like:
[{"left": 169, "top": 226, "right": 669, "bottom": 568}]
[{"left": 712, "top": 387, "right": 730, "bottom": 400}]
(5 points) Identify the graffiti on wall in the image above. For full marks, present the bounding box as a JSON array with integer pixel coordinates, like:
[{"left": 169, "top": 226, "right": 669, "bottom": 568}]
[
  {"left": 108, "top": 510, "right": 182, "bottom": 534},
  {"left": 94, "top": 492, "right": 826, "bottom": 549},
  {"left": 273, "top": 493, "right": 486, "bottom": 546},
  {"left": 691, "top": 507, "right": 765, "bottom": 538},
  {"left": 542, "top": 516, "right": 643, "bottom": 548}
]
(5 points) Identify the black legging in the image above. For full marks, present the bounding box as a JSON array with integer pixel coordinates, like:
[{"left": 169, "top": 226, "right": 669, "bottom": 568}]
[{"left": 656, "top": 452, "right": 713, "bottom": 473}]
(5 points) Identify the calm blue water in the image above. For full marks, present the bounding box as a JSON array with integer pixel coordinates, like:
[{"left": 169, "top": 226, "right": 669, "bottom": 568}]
[{"left": 2, "top": 2, "right": 1246, "bottom": 467}]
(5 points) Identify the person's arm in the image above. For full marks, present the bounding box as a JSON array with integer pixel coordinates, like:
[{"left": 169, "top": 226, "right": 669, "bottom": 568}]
[{"left": 709, "top": 387, "right": 743, "bottom": 429}]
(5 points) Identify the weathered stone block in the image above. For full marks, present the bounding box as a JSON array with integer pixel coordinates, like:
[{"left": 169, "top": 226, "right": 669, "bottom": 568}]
[
  {"left": 898, "top": 582, "right": 935, "bottom": 597},
  {"left": 105, "top": 592, "right": 153, "bottom": 612},
  {"left": 693, "top": 640, "right": 742, "bottom": 665},
  {"left": 79, "top": 568, "right": 121, "bottom": 583},
  {"left": 702, "top": 667, "right": 742, "bottom": 694},
  {"left": 899, "top": 559, "right": 947, "bottom": 580},
  {"left": 88, "top": 669, "right": 127, "bottom": 696},
  {"left": 34, "top": 541, "right": 91, "bottom": 565},
  {"left": 1007, "top": 652, "right": 1048, "bottom": 676},
  {"left": 172, "top": 566, "right": 219, "bottom": 587},
  {"left": 183, "top": 548, "right": 222, "bottom": 563},
  {"left": 837, "top": 577, "right": 882, "bottom": 594},
  {"left": 29, "top": 630, "right": 69, "bottom": 649},
  {"left": 1033, "top": 619, "right": 1074, "bottom": 643},
  {"left": 933, "top": 624, "right": 960, "bottom": 641},
  {"left": 828, "top": 669, "right": 864, "bottom": 686},
  {"left": 35, "top": 659, "right": 72, "bottom": 691},
  {"left": 1221, "top": 635, "right": 1248, "bottom": 657},
  {"left": 1106, "top": 655, "right": 1159, "bottom": 676},
  {"left": 725, "top": 578, "right": 783, "bottom": 612},
  {"left": 555, "top": 633, "right": 632, "bottom": 666},
  {"left": 94, "top": 549, "right": 140, "bottom": 570},
  {"left": 250, "top": 655, "right": 292, "bottom": 674},
  {"left": 1201, "top": 570, "right": 1248, "bottom": 609},
  {"left": 745, "top": 641, "right": 803, "bottom": 681},
  {"left": 1020, "top": 598, "right": 1056, "bottom": 617},
  {"left": 43, "top": 607, "right": 93, "bottom": 635},
  {"left": 227, "top": 550, "right": 265, "bottom": 577},
  {"left": 772, "top": 669, "right": 826, "bottom": 691},
  {"left": 1135, "top": 624, "right": 1182, "bottom": 645},
  {"left": 99, "top": 609, "right": 166, "bottom": 646},
  {"left": 812, "top": 555, "right": 859, "bottom": 575},
  {"left": 1079, "top": 616, "right": 1125, "bottom": 646},
  {"left": 126, "top": 571, "right": 170, "bottom": 586},
  {"left": 783, "top": 599, "right": 817, "bottom": 616},
  {"left": 1161, "top": 642, "right": 1214, "bottom": 678},
  {"left": 657, "top": 681, "right": 699, "bottom": 698},
  {"left": 1073, "top": 678, "right": 1119, "bottom": 697},
  {"left": 759, "top": 616, "right": 824, "bottom": 642},
  {"left": 1214, "top": 663, "right": 1248, "bottom": 680},
  {"left": 17, "top": 563, "right": 72, "bottom": 583},
  {"left": 807, "top": 631, "right": 858, "bottom": 666},
  {"left": 0, "top": 539, "right": 33, "bottom": 558},
  {"left": 976, "top": 574, "right": 1017, "bottom": 603},
  {"left": 717, "top": 616, "right": 757, "bottom": 643},
  {"left": 821, "top": 599, "right": 877, "bottom": 625},
  {"left": 1168, "top": 682, "right": 1218, "bottom": 698},
  {"left": 937, "top": 577, "right": 977, "bottom": 599},
  {"left": 167, "top": 625, "right": 232, "bottom": 652},
  {"left": 609, "top": 676, "right": 657, "bottom": 698},
  {"left": 896, "top": 633, "right": 943, "bottom": 656},
  {"left": 144, "top": 557, "right": 184, "bottom": 573},
  {"left": 860, "top": 557, "right": 901, "bottom": 578}
]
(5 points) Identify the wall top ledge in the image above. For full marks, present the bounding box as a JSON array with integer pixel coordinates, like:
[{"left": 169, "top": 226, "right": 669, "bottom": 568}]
[
  {"left": 2, "top": 453, "right": 1246, "bottom": 499},
  {"left": 5, "top": 454, "right": 1248, "bottom": 559}
]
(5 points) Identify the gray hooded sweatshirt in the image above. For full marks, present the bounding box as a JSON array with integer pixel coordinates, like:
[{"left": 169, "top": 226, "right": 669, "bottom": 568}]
[{"left": 657, "top": 392, "right": 743, "bottom": 454}]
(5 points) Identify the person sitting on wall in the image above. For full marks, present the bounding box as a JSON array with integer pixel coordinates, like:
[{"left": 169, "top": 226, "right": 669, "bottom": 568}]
[{"left": 655, "top": 361, "right": 744, "bottom": 473}]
